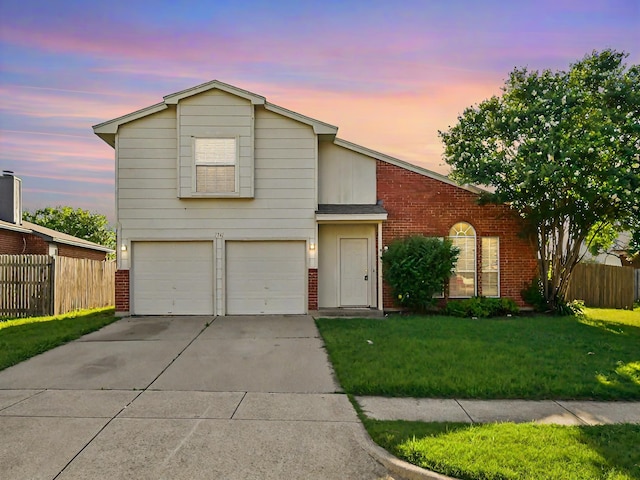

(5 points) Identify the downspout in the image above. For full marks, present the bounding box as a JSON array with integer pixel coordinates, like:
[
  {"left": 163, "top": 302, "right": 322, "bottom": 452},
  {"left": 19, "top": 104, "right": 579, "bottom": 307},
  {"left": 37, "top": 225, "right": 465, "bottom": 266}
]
[{"left": 377, "top": 222, "right": 383, "bottom": 311}]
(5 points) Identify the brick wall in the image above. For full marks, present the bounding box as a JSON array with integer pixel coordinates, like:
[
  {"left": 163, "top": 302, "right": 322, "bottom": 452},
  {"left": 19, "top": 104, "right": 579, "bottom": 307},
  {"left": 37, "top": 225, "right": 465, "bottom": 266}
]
[
  {"left": 25, "top": 235, "right": 50, "bottom": 254},
  {"left": 57, "top": 244, "right": 107, "bottom": 261},
  {"left": 8, "top": 232, "right": 48, "bottom": 254},
  {"left": 1, "top": 231, "right": 107, "bottom": 259},
  {"left": 376, "top": 160, "right": 537, "bottom": 308},
  {"left": 115, "top": 269, "right": 130, "bottom": 313},
  {"left": 308, "top": 268, "right": 318, "bottom": 311},
  {"left": 0, "top": 230, "right": 28, "bottom": 254}
]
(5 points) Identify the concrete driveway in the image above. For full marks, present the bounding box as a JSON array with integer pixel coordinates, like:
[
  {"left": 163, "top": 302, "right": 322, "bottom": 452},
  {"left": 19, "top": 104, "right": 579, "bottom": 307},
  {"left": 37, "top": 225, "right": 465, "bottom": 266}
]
[{"left": 0, "top": 316, "right": 391, "bottom": 480}]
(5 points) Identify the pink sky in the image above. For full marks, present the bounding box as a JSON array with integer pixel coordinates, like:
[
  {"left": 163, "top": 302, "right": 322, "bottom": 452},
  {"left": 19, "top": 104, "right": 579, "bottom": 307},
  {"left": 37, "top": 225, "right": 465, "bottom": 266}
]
[{"left": 1, "top": 0, "right": 638, "bottom": 221}]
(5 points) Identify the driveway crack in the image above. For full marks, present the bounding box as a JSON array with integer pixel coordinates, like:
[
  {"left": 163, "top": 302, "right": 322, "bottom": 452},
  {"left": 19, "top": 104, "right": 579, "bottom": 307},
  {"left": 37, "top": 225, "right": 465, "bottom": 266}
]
[{"left": 230, "top": 391, "right": 248, "bottom": 420}]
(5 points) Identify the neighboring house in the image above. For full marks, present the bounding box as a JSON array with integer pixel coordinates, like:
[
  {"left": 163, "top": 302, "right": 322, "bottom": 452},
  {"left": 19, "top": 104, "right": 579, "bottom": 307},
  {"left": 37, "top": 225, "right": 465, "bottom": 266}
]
[
  {"left": 93, "top": 80, "right": 537, "bottom": 316},
  {"left": 580, "top": 232, "right": 636, "bottom": 267},
  {"left": 0, "top": 173, "right": 114, "bottom": 260}
]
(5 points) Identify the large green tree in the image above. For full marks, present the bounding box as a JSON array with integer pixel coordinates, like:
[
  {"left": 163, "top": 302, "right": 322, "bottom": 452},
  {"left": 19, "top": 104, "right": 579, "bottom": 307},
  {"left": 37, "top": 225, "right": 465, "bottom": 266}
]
[
  {"left": 439, "top": 50, "right": 640, "bottom": 311},
  {"left": 23, "top": 206, "right": 115, "bottom": 250}
]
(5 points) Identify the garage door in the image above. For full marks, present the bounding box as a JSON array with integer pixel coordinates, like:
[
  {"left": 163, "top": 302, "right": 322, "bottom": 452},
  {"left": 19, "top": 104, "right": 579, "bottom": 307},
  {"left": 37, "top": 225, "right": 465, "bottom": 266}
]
[
  {"left": 226, "top": 241, "right": 306, "bottom": 314},
  {"left": 132, "top": 241, "right": 213, "bottom": 315}
]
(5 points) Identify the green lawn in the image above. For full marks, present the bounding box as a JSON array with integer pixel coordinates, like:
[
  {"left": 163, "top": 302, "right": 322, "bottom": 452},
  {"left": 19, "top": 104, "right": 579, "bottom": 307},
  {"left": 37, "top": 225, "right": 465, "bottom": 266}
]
[
  {"left": 365, "top": 419, "right": 640, "bottom": 480},
  {"left": 0, "top": 308, "right": 118, "bottom": 371},
  {"left": 316, "top": 308, "right": 640, "bottom": 400},
  {"left": 318, "top": 308, "right": 640, "bottom": 479}
]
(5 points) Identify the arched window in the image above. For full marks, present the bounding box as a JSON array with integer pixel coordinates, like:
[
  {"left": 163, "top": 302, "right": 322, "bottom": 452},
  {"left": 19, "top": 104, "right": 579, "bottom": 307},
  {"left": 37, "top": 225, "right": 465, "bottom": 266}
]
[{"left": 449, "top": 222, "right": 476, "bottom": 297}]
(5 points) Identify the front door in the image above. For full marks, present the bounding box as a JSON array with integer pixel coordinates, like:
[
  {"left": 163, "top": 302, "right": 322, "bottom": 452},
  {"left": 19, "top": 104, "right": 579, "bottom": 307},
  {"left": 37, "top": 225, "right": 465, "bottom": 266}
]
[{"left": 340, "top": 238, "right": 369, "bottom": 306}]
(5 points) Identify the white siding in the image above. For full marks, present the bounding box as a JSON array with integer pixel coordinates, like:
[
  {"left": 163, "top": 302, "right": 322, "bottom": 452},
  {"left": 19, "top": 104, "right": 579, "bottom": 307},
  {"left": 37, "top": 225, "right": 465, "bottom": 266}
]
[
  {"left": 178, "top": 90, "right": 254, "bottom": 198},
  {"left": 118, "top": 109, "right": 178, "bottom": 241},
  {"left": 117, "top": 95, "right": 317, "bottom": 272},
  {"left": 318, "top": 140, "right": 376, "bottom": 204}
]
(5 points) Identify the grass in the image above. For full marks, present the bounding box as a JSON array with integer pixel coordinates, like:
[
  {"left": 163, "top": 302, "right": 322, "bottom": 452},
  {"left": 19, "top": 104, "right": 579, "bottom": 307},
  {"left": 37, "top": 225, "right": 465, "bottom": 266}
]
[
  {"left": 319, "top": 308, "right": 640, "bottom": 479},
  {"left": 0, "top": 307, "right": 118, "bottom": 371},
  {"left": 365, "top": 419, "right": 640, "bottom": 480},
  {"left": 316, "top": 308, "right": 640, "bottom": 400}
]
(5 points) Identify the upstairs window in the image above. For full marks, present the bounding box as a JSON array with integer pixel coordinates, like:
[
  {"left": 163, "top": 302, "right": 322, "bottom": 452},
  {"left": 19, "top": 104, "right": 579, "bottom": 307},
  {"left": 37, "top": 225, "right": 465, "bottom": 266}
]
[
  {"left": 449, "top": 222, "right": 476, "bottom": 297},
  {"left": 194, "top": 138, "right": 237, "bottom": 194}
]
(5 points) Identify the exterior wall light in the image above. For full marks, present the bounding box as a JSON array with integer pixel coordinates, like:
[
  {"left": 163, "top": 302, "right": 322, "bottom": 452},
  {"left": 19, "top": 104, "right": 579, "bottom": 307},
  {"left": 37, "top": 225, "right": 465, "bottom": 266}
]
[{"left": 121, "top": 244, "right": 127, "bottom": 252}]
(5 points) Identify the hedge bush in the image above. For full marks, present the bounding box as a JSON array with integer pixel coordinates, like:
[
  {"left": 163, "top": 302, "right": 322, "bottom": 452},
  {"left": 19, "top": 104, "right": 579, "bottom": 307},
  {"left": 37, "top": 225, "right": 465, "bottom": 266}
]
[
  {"left": 443, "top": 297, "right": 520, "bottom": 318},
  {"left": 381, "top": 236, "right": 459, "bottom": 312}
]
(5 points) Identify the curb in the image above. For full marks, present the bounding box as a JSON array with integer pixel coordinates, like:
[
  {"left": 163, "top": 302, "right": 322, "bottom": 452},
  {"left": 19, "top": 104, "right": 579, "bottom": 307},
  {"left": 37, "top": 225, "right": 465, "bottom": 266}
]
[{"left": 355, "top": 422, "right": 459, "bottom": 480}]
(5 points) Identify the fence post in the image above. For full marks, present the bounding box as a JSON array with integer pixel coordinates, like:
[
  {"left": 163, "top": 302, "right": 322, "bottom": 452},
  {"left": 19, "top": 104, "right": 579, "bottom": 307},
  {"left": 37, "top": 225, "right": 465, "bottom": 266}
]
[{"left": 50, "top": 255, "right": 56, "bottom": 316}]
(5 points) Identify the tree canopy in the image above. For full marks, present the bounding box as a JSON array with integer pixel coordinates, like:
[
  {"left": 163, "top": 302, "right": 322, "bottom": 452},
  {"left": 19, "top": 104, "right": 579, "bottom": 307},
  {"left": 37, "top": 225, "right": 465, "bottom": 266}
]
[
  {"left": 23, "top": 206, "right": 115, "bottom": 250},
  {"left": 439, "top": 49, "right": 640, "bottom": 311}
]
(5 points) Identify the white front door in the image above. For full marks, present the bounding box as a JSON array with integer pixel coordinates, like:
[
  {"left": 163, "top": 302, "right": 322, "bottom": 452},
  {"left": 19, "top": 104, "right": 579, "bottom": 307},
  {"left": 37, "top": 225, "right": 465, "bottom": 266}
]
[{"left": 340, "top": 238, "right": 369, "bottom": 306}]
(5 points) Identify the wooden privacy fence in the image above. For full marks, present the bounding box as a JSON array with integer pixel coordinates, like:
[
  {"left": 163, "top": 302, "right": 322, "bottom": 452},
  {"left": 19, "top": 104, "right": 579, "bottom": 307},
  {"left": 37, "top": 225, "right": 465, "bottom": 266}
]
[
  {"left": 0, "top": 255, "right": 115, "bottom": 318},
  {"left": 0, "top": 255, "right": 52, "bottom": 318},
  {"left": 566, "top": 263, "right": 635, "bottom": 309},
  {"left": 54, "top": 257, "right": 115, "bottom": 316}
]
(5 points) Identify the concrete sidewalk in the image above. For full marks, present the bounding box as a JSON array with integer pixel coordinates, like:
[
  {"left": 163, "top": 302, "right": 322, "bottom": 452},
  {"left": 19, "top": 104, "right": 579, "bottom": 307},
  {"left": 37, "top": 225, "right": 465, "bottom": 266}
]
[
  {"left": 0, "top": 316, "right": 394, "bottom": 480},
  {"left": 356, "top": 396, "right": 640, "bottom": 425}
]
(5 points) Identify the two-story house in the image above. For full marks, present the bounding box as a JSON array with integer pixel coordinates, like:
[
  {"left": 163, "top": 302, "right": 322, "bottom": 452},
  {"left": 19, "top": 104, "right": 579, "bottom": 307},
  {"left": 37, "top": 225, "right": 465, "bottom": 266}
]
[{"left": 93, "top": 80, "right": 536, "bottom": 316}]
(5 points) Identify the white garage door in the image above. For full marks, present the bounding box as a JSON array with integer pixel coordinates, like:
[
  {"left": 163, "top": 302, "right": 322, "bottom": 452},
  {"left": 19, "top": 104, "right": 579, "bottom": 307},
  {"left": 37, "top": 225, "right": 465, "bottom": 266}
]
[
  {"left": 132, "top": 241, "right": 213, "bottom": 315},
  {"left": 226, "top": 241, "right": 306, "bottom": 315}
]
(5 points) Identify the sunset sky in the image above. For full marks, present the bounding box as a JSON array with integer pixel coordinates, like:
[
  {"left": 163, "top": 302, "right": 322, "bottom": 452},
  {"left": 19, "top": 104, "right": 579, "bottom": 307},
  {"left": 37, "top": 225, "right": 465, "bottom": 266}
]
[{"left": 1, "top": 0, "right": 638, "bottom": 221}]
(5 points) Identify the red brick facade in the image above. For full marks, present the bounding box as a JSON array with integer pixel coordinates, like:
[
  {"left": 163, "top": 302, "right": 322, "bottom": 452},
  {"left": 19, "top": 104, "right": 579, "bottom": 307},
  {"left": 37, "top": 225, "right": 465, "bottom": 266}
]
[
  {"left": 308, "top": 268, "right": 318, "bottom": 311},
  {"left": 1, "top": 229, "right": 108, "bottom": 260},
  {"left": 57, "top": 244, "right": 108, "bottom": 261},
  {"left": 115, "top": 269, "right": 130, "bottom": 313},
  {"left": 376, "top": 160, "right": 537, "bottom": 308},
  {"left": 0, "top": 229, "right": 29, "bottom": 254}
]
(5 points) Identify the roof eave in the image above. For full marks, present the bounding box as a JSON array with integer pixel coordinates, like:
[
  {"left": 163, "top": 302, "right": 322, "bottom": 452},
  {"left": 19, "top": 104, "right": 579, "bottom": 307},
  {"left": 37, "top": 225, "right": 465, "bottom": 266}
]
[
  {"left": 0, "top": 222, "right": 32, "bottom": 234},
  {"left": 316, "top": 213, "right": 388, "bottom": 223},
  {"left": 22, "top": 221, "right": 114, "bottom": 253},
  {"left": 163, "top": 79, "right": 266, "bottom": 105},
  {"left": 92, "top": 102, "right": 168, "bottom": 147},
  {"left": 264, "top": 103, "right": 338, "bottom": 135},
  {"left": 50, "top": 237, "right": 115, "bottom": 253}
]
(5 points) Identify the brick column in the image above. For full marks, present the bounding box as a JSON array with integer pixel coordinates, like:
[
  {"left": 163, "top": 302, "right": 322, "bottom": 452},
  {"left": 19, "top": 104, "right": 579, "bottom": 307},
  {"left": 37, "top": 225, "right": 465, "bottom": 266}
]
[
  {"left": 115, "top": 269, "right": 130, "bottom": 314},
  {"left": 308, "top": 268, "right": 318, "bottom": 311}
]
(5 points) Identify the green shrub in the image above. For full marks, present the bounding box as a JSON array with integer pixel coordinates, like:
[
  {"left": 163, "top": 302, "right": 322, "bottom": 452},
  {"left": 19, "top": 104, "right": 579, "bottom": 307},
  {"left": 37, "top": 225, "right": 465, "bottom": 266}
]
[
  {"left": 557, "top": 299, "right": 586, "bottom": 317},
  {"left": 381, "top": 236, "right": 459, "bottom": 313},
  {"left": 443, "top": 296, "right": 520, "bottom": 318},
  {"left": 521, "top": 277, "right": 547, "bottom": 312},
  {"left": 520, "top": 278, "right": 586, "bottom": 317}
]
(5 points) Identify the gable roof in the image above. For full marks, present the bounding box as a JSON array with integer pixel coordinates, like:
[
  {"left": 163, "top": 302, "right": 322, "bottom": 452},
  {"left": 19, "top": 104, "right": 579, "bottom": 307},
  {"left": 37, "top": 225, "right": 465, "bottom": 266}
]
[
  {"left": 92, "top": 79, "right": 484, "bottom": 194},
  {"left": 0, "top": 220, "right": 114, "bottom": 253},
  {"left": 93, "top": 80, "right": 338, "bottom": 147}
]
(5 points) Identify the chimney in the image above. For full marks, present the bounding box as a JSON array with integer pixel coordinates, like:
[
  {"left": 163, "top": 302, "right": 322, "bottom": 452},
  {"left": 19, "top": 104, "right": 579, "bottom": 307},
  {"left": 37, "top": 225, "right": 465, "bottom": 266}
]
[{"left": 0, "top": 171, "right": 22, "bottom": 225}]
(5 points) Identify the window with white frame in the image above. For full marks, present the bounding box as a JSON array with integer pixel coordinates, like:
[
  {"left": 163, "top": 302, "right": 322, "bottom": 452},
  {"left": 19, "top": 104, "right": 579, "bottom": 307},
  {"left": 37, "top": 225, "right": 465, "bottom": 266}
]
[
  {"left": 481, "top": 237, "right": 499, "bottom": 297},
  {"left": 449, "top": 222, "right": 476, "bottom": 297},
  {"left": 194, "top": 138, "right": 237, "bottom": 194}
]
